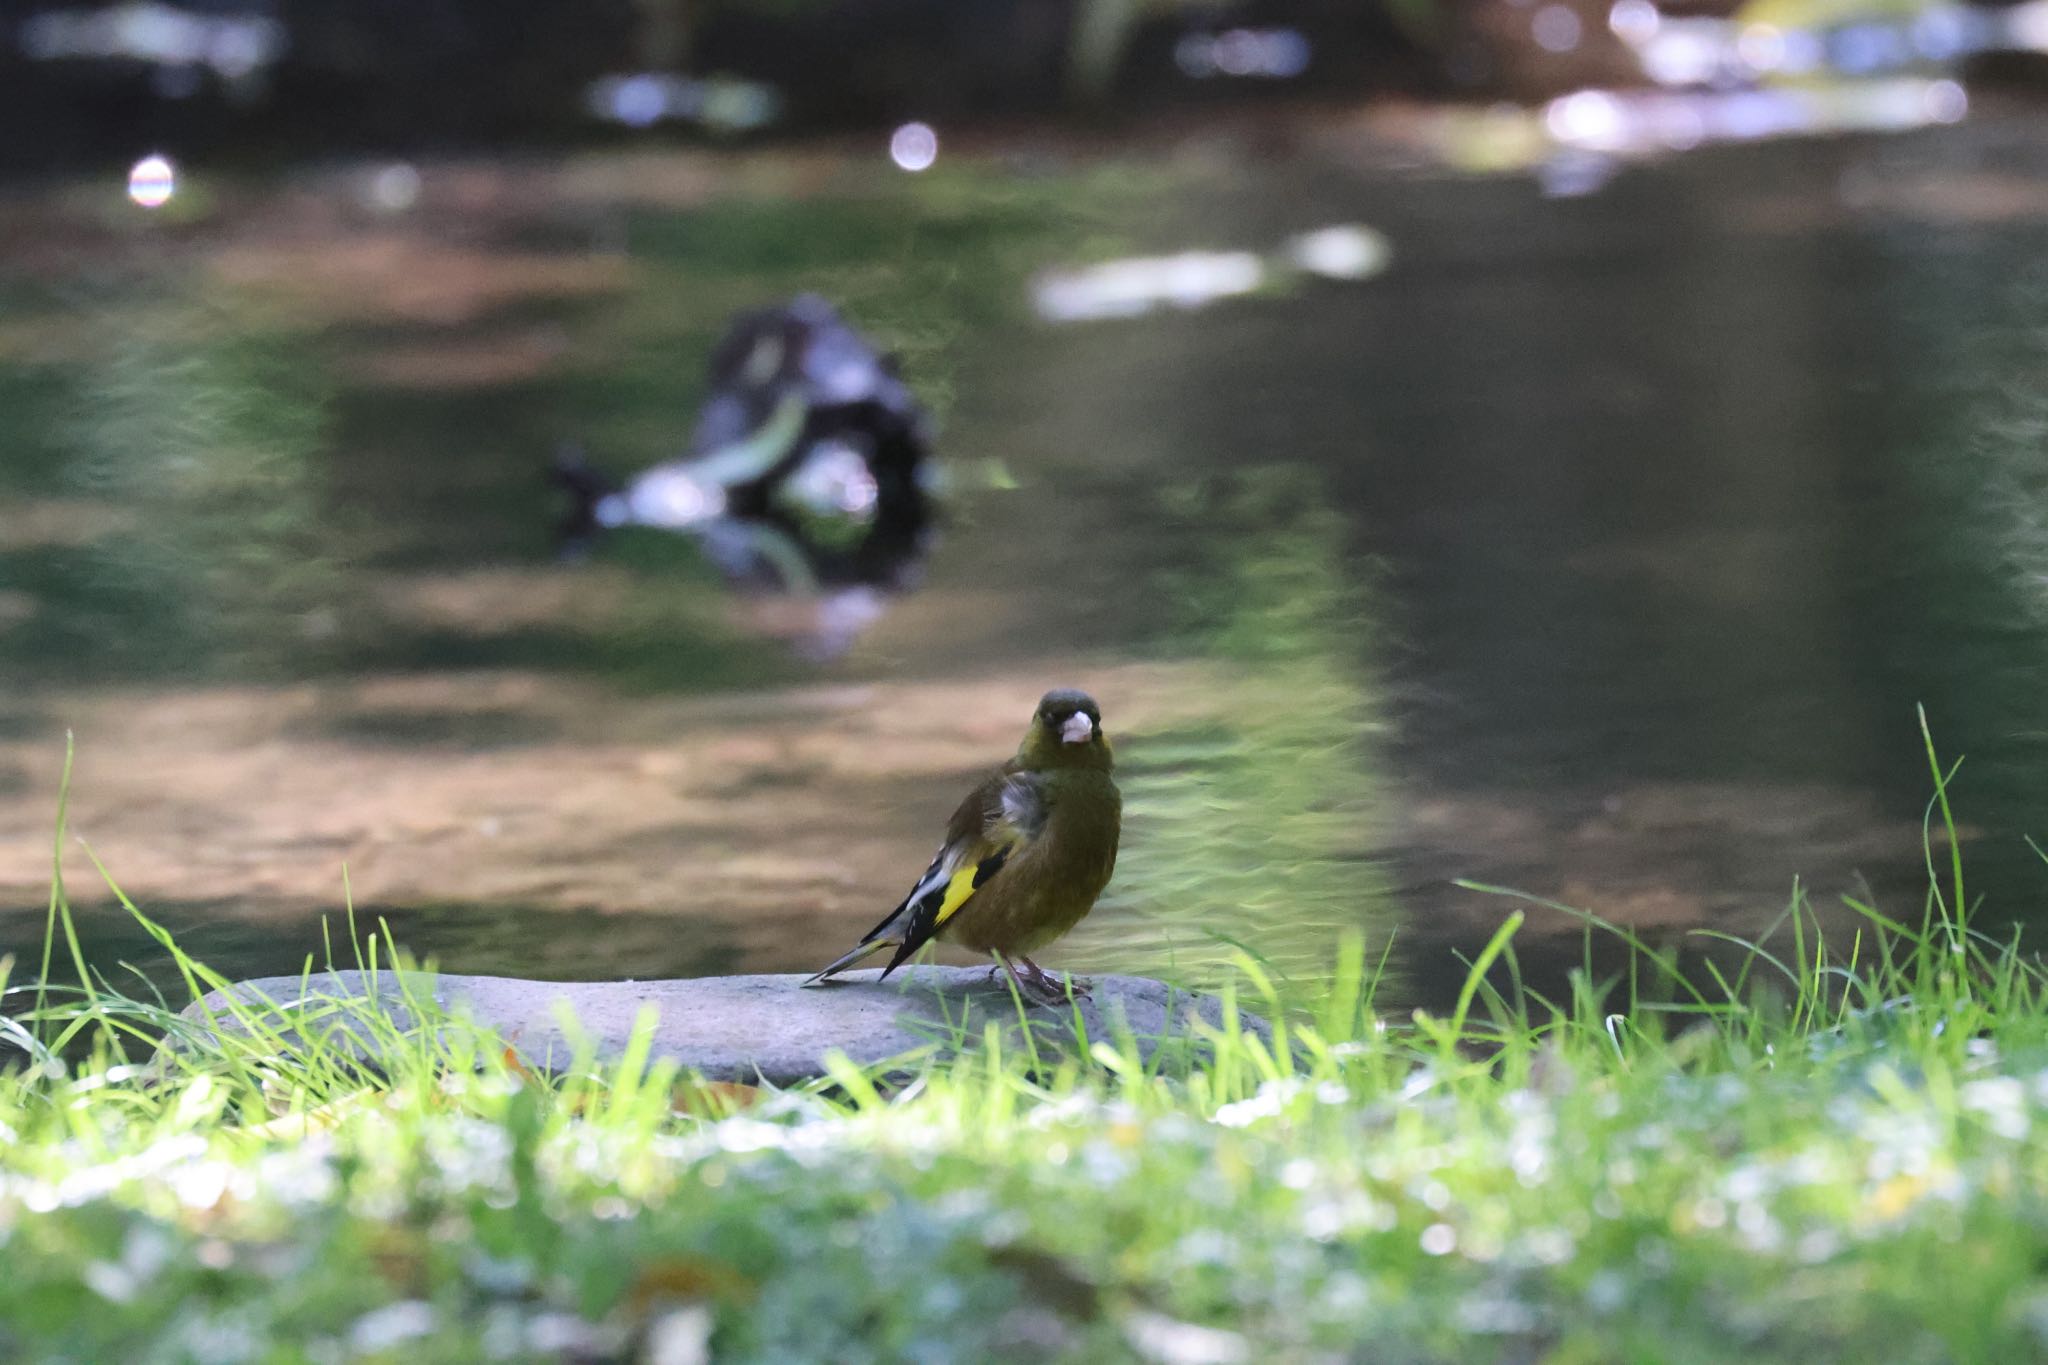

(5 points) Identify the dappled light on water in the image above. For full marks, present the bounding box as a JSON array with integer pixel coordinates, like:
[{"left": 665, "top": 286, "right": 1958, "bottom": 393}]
[{"left": 0, "top": 117, "right": 2045, "bottom": 1006}]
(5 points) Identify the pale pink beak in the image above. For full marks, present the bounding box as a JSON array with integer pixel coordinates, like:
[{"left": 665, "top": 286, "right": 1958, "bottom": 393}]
[{"left": 1060, "top": 713, "right": 1095, "bottom": 744}]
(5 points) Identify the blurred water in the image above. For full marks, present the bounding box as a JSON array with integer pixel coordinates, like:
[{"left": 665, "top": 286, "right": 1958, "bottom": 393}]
[{"left": 4, "top": 114, "right": 2048, "bottom": 1008}]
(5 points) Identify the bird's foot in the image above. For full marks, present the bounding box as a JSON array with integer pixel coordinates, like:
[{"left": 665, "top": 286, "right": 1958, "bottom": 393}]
[
  {"left": 994, "top": 954, "right": 1061, "bottom": 1007},
  {"left": 1017, "top": 957, "right": 1090, "bottom": 1004}
]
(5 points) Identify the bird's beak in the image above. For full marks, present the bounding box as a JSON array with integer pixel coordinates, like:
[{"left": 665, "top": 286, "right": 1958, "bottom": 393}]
[{"left": 1059, "top": 713, "right": 1095, "bottom": 745}]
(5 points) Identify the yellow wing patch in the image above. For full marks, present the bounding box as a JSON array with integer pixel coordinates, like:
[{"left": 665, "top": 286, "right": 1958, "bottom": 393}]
[
  {"left": 933, "top": 836, "right": 1019, "bottom": 927},
  {"left": 933, "top": 865, "right": 981, "bottom": 926}
]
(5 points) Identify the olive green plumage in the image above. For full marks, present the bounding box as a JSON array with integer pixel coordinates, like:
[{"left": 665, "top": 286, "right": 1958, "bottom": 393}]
[{"left": 806, "top": 688, "right": 1121, "bottom": 1000}]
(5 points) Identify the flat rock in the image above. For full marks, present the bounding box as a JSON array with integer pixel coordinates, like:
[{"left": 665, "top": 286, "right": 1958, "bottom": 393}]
[{"left": 186, "top": 966, "right": 1270, "bottom": 1086}]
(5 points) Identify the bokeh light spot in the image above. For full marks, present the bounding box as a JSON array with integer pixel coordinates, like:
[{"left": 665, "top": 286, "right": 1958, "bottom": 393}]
[
  {"left": 127, "top": 154, "right": 176, "bottom": 209},
  {"left": 369, "top": 163, "right": 422, "bottom": 213},
  {"left": 1608, "top": 0, "right": 1660, "bottom": 44},
  {"left": 1533, "top": 6, "right": 1584, "bottom": 53},
  {"left": 1923, "top": 79, "right": 1968, "bottom": 125},
  {"left": 889, "top": 122, "right": 938, "bottom": 173}
]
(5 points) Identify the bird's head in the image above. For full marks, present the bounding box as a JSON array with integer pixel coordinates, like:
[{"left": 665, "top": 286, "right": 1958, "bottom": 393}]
[{"left": 1020, "top": 688, "right": 1112, "bottom": 770}]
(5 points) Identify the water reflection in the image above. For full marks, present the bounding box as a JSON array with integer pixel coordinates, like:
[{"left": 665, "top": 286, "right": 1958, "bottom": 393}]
[
  {"left": 0, "top": 123, "right": 2045, "bottom": 1009},
  {"left": 1848, "top": 265, "right": 2048, "bottom": 912},
  {"left": 1032, "top": 225, "right": 1390, "bottom": 323},
  {"left": 1065, "top": 469, "right": 1395, "bottom": 995},
  {"left": 60, "top": 300, "right": 355, "bottom": 678},
  {"left": 555, "top": 293, "right": 937, "bottom": 656}
]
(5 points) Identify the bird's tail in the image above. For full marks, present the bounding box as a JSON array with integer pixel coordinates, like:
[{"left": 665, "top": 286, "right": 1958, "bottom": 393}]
[
  {"left": 549, "top": 443, "right": 615, "bottom": 554},
  {"left": 802, "top": 936, "right": 896, "bottom": 986}
]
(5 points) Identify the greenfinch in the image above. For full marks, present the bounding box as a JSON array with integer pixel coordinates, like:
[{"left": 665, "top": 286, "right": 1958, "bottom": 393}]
[{"left": 806, "top": 688, "right": 1121, "bottom": 1001}]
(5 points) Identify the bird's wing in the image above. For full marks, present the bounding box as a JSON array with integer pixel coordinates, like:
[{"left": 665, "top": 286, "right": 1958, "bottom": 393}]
[
  {"left": 805, "top": 767, "right": 1049, "bottom": 985},
  {"left": 850, "top": 768, "right": 1038, "bottom": 975},
  {"left": 876, "top": 772, "right": 1042, "bottom": 973},
  {"left": 806, "top": 772, "right": 1010, "bottom": 983}
]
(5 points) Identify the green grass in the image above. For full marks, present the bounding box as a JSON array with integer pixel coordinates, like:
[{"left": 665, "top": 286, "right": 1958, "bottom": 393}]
[{"left": 5, "top": 713, "right": 2048, "bottom": 1362}]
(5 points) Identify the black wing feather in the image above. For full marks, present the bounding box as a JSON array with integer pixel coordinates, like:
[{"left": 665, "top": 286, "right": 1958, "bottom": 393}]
[
  {"left": 972, "top": 847, "right": 1011, "bottom": 888},
  {"left": 857, "top": 850, "right": 942, "bottom": 946},
  {"left": 811, "top": 769, "right": 1020, "bottom": 985},
  {"left": 880, "top": 845, "right": 1014, "bottom": 977}
]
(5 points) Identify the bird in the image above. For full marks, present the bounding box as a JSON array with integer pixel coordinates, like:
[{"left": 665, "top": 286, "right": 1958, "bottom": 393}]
[
  {"left": 549, "top": 294, "right": 934, "bottom": 587},
  {"left": 806, "top": 688, "right": 1121, "bottom": 1003}
]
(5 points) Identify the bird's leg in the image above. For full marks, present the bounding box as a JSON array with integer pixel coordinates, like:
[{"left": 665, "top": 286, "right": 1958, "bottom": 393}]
[
  {"left": 1018, "top": 956, "right": 1090, "bottom": 1002},
  {"left": 993, "top": 952, "right": 1044, "bottom": 1003}
]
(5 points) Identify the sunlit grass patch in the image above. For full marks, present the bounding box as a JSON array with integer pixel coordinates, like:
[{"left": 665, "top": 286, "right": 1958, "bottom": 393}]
[{"left": 5, "top": 714, "right": 2048, "bottom": 1361}]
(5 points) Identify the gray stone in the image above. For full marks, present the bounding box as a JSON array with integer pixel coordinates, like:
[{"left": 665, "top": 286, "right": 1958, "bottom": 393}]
[{"left": 185, "top": 966, "right": 1271, "bottom": 1086}]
